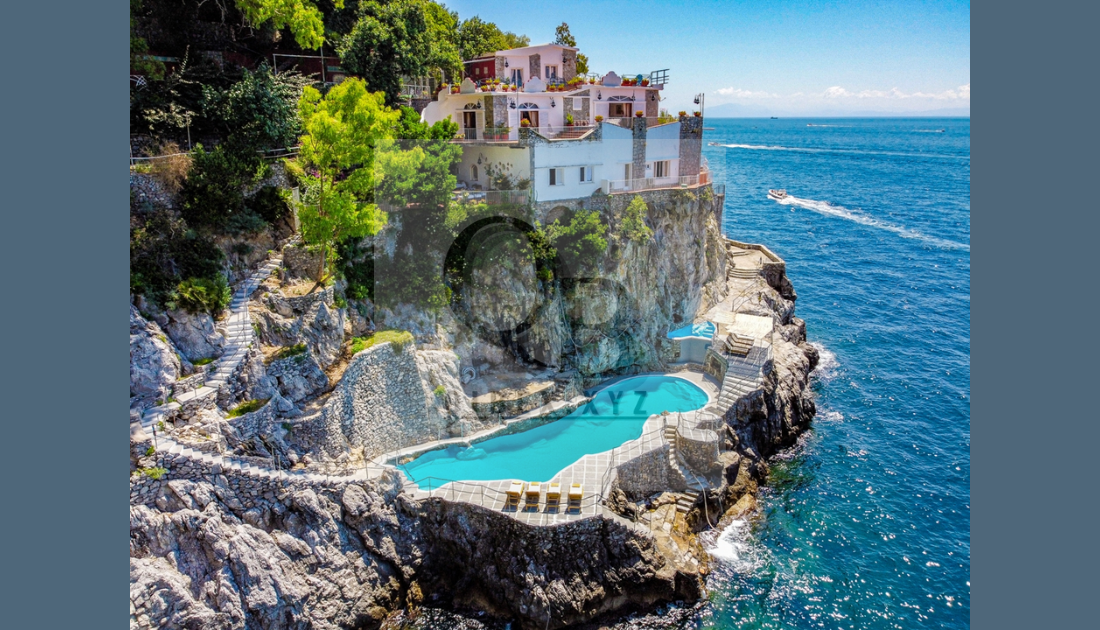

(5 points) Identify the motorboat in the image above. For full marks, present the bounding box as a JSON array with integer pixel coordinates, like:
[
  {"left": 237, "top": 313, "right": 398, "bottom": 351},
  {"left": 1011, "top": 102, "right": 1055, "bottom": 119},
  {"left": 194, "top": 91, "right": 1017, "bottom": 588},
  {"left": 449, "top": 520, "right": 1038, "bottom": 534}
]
[{"left": 768, "top": 189, "right": 788, "bottom": 200}]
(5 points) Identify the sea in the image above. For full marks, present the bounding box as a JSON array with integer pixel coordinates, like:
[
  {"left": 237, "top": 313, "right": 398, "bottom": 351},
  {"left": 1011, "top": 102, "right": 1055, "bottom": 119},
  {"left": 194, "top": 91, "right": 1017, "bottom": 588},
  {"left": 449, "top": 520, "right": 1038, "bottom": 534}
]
[{"left": 692, "top": 118, "right": 971, "bottom": 630}]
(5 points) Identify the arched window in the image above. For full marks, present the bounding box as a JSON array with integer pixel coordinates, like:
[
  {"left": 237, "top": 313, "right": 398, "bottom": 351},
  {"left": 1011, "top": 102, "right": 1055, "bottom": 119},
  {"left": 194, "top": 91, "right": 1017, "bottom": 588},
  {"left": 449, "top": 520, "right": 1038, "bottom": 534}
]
[{"left": 472, "top": 165, "right": 479, "bottom": 181}]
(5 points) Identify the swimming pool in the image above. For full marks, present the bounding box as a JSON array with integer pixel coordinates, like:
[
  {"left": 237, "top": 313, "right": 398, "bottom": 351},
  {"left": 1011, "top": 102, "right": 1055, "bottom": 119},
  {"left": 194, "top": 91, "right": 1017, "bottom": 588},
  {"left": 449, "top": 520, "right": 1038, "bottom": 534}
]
[
  {"left": 667, "top": 321, "right": 716, "bottom": 340},
  {"left": 398, "top": 375, "right": 710, "bottom": 487}
]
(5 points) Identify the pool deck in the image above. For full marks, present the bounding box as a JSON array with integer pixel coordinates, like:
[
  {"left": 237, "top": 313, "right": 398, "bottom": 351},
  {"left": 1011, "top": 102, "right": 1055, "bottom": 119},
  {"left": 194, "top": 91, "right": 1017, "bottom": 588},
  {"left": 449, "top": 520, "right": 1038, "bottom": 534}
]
[{"left": 386, "top": 371, "right": 720, "bottom": 527}]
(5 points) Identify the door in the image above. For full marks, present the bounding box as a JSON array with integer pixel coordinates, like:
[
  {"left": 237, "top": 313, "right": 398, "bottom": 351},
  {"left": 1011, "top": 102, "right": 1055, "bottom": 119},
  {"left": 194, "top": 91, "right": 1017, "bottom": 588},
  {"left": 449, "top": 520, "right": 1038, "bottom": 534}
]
[{"left": 462, "top": 111, "right": 477, "bottom": 139}]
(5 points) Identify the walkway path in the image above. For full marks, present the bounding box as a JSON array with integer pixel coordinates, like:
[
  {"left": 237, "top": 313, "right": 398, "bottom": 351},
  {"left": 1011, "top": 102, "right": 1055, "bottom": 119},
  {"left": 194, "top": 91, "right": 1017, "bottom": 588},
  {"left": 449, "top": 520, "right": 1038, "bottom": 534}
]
[{"left": 140, "top": 258, "right": 281, "bottom": 430}]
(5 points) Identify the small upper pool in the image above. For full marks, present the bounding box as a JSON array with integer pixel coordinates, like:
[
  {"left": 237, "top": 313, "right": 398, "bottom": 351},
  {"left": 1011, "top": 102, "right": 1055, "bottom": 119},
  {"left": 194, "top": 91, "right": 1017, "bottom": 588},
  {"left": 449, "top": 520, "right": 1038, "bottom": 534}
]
[
  {"left": 398, "top": 375, "right": 710, "bottom": 487},
  {"left": 667, "top": 321, "right": 716, "bottom": 340}
]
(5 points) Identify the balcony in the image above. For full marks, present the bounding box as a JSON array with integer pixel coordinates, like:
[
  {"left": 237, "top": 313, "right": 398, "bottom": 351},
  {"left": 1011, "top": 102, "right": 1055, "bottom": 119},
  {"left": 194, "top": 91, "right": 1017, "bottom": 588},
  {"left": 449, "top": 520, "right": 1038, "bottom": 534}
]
[
  {"left": 604, "top": 170, "right": 712, "bottom": 194},
  {"left": 451, "top": 189, "right": 532, "bottom": 205}
]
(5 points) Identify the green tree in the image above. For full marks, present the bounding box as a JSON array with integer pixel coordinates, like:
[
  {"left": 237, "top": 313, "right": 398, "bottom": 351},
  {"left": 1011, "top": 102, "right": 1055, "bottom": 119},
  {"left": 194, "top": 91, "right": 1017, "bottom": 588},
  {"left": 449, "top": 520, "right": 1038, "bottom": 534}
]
[
  {"left": 339, "top": 0, "right": 463, "bottom": 102},
  {"left": 203, "top": 65, "right": 310, "bottom": 158},
  {"left": 553, "top": 23, "right": 589, "bottom": 75},
  {"left": 297, "top": 79, "right": 399, "bottom": 289},
  {"left": 393, "top": 105, "right": 458, "bottom": 140},
  {"left": 620, "top": 195, "right": 653, "bottom": 242},
  {"left": 544, "top": 209, "right": 607, "bottom": 274},
  {"left": 179, "top": 144, "right": 256, "bottom": 230},
  {"left": 457, "top": 16, "right": 527, "bottom": 60},
  {"left": 234, "top": 0, "right": 337, "bottom": 50}
]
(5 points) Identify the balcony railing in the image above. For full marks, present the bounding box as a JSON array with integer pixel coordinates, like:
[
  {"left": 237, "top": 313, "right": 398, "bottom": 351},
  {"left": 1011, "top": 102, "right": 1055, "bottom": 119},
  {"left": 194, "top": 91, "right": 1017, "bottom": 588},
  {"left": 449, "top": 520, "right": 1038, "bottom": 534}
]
[
  {"left": 451, "top": 189, "right": 532, "bottom": 206},
  {"left": 605, "top": 171, "right": 712, "bottom": 194}
]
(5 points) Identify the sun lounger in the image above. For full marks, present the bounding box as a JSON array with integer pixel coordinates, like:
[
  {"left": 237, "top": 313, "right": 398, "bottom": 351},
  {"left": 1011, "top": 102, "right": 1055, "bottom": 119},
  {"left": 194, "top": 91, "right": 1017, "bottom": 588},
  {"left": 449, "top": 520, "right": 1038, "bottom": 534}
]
[
  {"left": 546, "top": 482, "right": 562, "bottom": 511},
  {"left": 505, "top": 480, "right": 523, "bottom": 509},
  {"left": 567, "top": 483, "right": 583, "bottom": 513},
  {"left": 524, "top": 482, "right": 542, "bottom": 511}
]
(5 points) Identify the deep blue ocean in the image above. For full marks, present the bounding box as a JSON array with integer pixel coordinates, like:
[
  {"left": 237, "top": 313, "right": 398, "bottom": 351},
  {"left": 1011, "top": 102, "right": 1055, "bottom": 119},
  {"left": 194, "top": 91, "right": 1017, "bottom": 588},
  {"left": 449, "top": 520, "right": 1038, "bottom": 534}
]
[{"left": 694, "top": 118, "right": 971, "bottom": 630}]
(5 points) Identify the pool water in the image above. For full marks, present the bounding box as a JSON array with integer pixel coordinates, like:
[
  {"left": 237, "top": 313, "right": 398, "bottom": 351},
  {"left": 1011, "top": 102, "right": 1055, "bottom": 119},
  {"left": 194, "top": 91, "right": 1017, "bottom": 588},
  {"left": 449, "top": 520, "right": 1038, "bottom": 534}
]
[
  {"left": 667, "top": 321, "right": 716, "bottom": 340},
  {"left": 399, "top": 375, "right": 710, "bottom": 487}
]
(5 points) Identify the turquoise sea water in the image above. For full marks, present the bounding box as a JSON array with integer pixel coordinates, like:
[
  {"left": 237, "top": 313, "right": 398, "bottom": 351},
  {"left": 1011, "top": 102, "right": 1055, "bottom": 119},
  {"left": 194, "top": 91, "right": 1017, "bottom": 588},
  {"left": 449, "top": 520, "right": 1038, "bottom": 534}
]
[
  {"left": 400, "top": 375, "right": 710, "bottom": 486},
  {"left": 693, "top": 119, "right": 970, "bottom": 629}
]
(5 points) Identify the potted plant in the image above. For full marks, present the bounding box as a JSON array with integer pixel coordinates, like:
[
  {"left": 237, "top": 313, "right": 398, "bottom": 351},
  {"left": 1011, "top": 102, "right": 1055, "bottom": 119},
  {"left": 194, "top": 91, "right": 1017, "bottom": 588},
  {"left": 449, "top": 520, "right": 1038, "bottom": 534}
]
[
  {"left": 520, "top": 119, "right": 531, "bottom": 128},
  {"left": 678, "top": 110, "right": 688, "bottom": 118},
  {"left": 641, "top": 78, "right": 650, "bottom": 87},
  {"left": 595, "top": 115, "right": 604, "bottom": 123},
  {"left": 635, "top": 111, "right": 644, "bottom": 118},
  {"left": 693, "top": 111, "right": 702, "bottom": 117},
  {"left": 566, "top": 113, "right": 574, "bottom": 126}
]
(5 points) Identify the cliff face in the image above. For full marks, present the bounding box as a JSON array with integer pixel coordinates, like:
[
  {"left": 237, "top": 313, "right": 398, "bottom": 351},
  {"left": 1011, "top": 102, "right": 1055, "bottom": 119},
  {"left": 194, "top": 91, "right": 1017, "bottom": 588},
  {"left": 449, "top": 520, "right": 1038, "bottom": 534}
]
[
  {"left": 376, "top": 187, "right": 727, "bottom": 378},
  {"left": 129, "top": 474, "right": 690, "bottom": 630}
]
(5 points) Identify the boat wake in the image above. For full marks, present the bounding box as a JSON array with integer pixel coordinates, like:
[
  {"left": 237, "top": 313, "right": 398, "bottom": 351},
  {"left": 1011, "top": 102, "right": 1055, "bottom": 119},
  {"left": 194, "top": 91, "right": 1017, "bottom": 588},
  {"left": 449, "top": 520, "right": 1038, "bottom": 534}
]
[
  {"left": 775, "top": 195, "right": 970, "bottom": 251},
  {"left": 716, "top": 143, "right": 967, "bottom": 161}
]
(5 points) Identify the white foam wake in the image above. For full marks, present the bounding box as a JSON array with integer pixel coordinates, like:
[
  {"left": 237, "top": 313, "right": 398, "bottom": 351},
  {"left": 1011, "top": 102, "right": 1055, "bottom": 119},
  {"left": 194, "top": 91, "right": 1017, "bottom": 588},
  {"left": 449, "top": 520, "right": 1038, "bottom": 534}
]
[
  {"left": 775, "top": 195, "right": 970, "bottom": 251},
  {"left": 717, "top": 143, "right": 967, "bottom": 161}
]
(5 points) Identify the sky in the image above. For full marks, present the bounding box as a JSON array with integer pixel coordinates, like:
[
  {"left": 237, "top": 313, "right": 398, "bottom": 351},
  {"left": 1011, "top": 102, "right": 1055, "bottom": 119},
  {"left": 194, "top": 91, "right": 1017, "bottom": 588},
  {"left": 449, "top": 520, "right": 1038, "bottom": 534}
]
[{"left": 442, "top": 0, "right": 970, "bottom": 116}]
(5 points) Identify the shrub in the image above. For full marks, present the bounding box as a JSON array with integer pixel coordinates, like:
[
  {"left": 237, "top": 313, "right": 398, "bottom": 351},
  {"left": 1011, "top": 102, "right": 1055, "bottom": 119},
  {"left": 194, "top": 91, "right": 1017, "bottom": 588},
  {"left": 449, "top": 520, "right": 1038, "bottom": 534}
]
[
  {"left": 433, "top": 385, "right": 446, "bottom": 397},
  {"left": 149, "top": 142, "right": 191, "bottom": 197},
  {"left": 145, "top": 445, "right": 156, "bottom": 457},
  {"left": 333, "top": 295, "right": 348, "bottom": 309},
  {"left": 248, "top": 185, "right": 291, "bottom": 225},
  {"left": 130, "top": 210, "right": 225, "bottom": 304},
  {"left": 544, "top": 209, "right": 608, "bottom": 274},
  {"left": 141, "top": 467, "right": 168, "bottom": 480},
  {"left": 192, "top": 357, "right": 215, "bottom": 366},
  {"left": 225, "top": 211, "right": 268, "bottom": 236},
  {"left": 350, "top": 330, "right": 414, "bottom": 355},
  {"left": 227, "top": 398, "right": 271, "bottom": 418},
  {"left": 620, "top": 195, "right": 654, "bottom": 243},
  {"left": 176, "top": 276, "right": 231, "bottom": 315},
  {"left": 271, "top": 344, "right": 308, "bottom": 362},
  {"left": 179, "top": 144, "right": 254, "bottom": 231}
]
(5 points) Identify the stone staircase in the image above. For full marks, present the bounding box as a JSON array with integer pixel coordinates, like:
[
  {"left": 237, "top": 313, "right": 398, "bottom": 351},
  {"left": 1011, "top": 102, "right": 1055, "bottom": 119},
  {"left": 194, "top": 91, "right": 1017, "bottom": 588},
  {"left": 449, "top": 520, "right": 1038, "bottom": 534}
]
[
  {"left": 727, "top": 266, "right": 760, "bottom": 280},
  {"left": 140, "top": 256, "right": 282, "bottom": 430},
  {"left": 663, "top": 424, "right": 706, "bottom": 493},
  {"left": 553, "top": 127, "right": 594, "bottom": 140},
  {"left": 673, "top": 490, "right": 699, "bottom": 514},
  {"left": 722, "top": 333, "right": 754, "bottom": 357}
]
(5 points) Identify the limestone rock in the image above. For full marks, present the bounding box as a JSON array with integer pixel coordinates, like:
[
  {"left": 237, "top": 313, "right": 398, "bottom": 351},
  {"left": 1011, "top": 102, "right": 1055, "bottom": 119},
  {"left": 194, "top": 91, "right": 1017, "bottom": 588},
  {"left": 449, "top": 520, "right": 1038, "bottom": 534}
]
[
  {"left": 267, "top": 351, "right": 328, "bottom": 402},
  {"left": 130, "top": 305, "right": 181, "bottom": 407},
  {"left": 164, "top": 308, "right": 225, "bottom": 362}
]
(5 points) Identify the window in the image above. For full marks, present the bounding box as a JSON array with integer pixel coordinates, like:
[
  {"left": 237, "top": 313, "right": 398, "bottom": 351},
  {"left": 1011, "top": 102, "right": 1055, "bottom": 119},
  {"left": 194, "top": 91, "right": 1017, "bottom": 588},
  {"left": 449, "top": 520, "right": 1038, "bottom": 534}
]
[
  {"left": 472, "top": 165, "right": 478, "bottom": 181},
  {"left": 545, "top": 65, "right": 558, "bottom": 80},
  {"left": 549, "top": 168, "right": 563, "bottom": 186},
  {"left": 624, "top": 163, "right": 633, "bottom": 180},
  {"left": 511, "top": 68, "right": 524, "bottom": 86},
  {"left": 475, "top": 67, "right": 481, "bottom": 76},
  {"left": 655, "top": 160, "right": 670, "bottom": 178},
  {"left": 579, "top": 166, "right": 593, "bottom": 183},
  {"left": 609, "top": 103, "right": 632, "bottom": 118}
]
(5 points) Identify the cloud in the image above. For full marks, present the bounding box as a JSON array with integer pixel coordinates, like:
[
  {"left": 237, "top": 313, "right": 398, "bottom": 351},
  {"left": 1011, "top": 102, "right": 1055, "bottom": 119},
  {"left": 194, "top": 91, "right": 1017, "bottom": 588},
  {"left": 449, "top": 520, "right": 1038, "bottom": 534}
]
[
  {"left": 715, "top": 87, "right": 779, "bottom": 98},
  {"left": 823, "top": 84, "right": 970, "bottom": 100}
]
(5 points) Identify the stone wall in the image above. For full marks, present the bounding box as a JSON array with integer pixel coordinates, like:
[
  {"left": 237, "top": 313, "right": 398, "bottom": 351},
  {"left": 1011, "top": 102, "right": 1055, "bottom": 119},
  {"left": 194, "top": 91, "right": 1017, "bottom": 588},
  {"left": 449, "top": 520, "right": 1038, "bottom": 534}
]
[
  {"left": 470, "top": 382, "right": 556, "bottom": 421},
  {"left": 676, "top": 423, "right": 720, "bottom": 474},
  {"left": 614, "top": 444, "right": 674, "bottom": 499},
  {"left": 296, "top": 342, "right": 479, "bottom": 459},
  {"left": 678, "top": 116, "right": 704, "bottom": 177},
  {"left": 281, "top": 244, "right": 323, "bottom": 280},
  {"left": 529, "top": 53, "right": 541, "bottom": 83},
  {"left": 130, "top": 173, "right": 175, "bottom": 210},
  {"left": 632, "top": 117, "right": 648, "bottom": 178},
  {"left": 645, "top": 90, "right": 659, "bottom": 118}
]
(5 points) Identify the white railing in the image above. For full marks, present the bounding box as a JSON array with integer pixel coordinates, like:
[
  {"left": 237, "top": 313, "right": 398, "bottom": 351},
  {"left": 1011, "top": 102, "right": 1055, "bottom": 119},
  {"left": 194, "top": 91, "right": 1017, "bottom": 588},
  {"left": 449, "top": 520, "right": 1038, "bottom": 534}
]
[
  {"left": 451, "top": 189, "right": 532, "bottom": 205},
  {"left": 605, "top": 170, "right": 712, "bottom": 193}
]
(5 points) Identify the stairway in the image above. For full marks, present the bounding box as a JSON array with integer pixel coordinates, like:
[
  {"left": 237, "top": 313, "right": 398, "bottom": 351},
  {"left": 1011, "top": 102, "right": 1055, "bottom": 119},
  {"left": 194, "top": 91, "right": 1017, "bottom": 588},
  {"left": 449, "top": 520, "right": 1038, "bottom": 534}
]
[
  {"left": 553, "top": 127, "right": 594, "bottom": 140},
  {"left": 663, "top": 424, "right": 707, "bottom": 493},
  {"left": 722, "top": 333, "right": 754, "bottom": 357},
  {"left": 674, "top": 491, "right": 699, "bottom": 514},
  {"left": 727, "top": 266, "right": 760, "bottom": 280}
]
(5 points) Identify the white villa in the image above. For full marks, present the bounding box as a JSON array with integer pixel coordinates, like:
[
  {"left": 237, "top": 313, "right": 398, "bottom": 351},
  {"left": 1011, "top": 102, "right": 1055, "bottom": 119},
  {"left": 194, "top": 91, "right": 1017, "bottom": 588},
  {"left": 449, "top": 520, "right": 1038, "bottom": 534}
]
[{"left": 419, "top": 44, "right": 709, "bottom": 204}]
